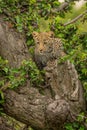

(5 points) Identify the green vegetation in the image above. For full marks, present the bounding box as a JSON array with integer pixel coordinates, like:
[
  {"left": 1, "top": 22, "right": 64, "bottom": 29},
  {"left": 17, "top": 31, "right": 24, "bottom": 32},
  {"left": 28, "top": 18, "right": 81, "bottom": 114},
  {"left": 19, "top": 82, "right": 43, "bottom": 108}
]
[
  {"left": 0, "top": 0, "right": 87, "bottom": 129},
  {"left": 53, "top": 22, "right": 87, "bottom": 94},
  {"left": 65, "top": 112, "right": 87, "bottom": 130},
  {"left": 0, "top": 57, "right": 44, "bottom": 114},
  {"left": 0, "top": 57, "right": 44, "bottom": 88},
  {"left": 65, "top": 123, "right": 85, "bottom": 130}
]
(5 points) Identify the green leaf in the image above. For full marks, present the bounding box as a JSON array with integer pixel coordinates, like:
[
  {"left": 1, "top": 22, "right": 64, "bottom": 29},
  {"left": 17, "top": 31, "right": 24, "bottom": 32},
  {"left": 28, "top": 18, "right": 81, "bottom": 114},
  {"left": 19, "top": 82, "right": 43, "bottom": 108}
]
[
  {"left": 65, "top": 123, "right": 74, "bottom": 130},
  {"left": 77, "top": 112, "right": 84, "bottom": 122},
  {"left": 79, "top": 126, "right": 85, "bottom": 130},
  {"left": 0, "top": 91, "right": 4, "bottom": 104}
]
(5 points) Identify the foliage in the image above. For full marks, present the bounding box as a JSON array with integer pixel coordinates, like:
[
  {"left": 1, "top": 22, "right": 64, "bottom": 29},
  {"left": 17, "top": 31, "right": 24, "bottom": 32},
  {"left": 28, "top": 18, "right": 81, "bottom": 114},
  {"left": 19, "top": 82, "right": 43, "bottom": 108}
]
[
  {"left": 21, "top": 60, "right": 44, "bottom": 86},
  {"left": 0, "top": 0, "right": 74, "bottom": 47},
  {"left": 0, "top": 57, "right": 44, "bottom": 114},
  {"left": 0, "top": 58, "right": 44, "bottom": 88},
  {"left": 65, "top": 112, "right": 86, "bottom": 130},
  {"left": 51, "top": 20, "right": 87, "bottom": 99},
  {"left": 65, "top": 122, "right": 85, "bottom": 130}
]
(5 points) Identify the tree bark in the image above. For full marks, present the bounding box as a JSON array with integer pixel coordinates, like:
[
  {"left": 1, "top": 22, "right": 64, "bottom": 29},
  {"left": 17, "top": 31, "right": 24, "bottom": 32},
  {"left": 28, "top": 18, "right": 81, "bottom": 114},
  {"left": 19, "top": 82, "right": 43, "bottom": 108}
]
[
  {"left": 0, "top": 114, "right": 27, "bottom": 130},
  {"left": 0, "top": 16, "right": 30, "bottom": 68},
  {"left": 0, "top": 16, "right": 86, "bottom": 130}
]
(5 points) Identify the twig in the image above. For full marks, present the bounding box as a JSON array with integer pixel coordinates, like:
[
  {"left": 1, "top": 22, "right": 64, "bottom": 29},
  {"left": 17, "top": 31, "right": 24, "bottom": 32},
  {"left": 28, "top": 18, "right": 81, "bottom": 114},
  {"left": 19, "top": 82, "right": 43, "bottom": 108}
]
[
  {"left": 64, "top": 10, "right": 87, "bottom": 26},
  {"left": 3, "top": 9, "right": 16, "bottom": 24},
  {"left": 51, "top": 2, "right": 69, "bottom": 13},
  {"left": 0, "top": 82, "right": 10, "bottom": 92}
]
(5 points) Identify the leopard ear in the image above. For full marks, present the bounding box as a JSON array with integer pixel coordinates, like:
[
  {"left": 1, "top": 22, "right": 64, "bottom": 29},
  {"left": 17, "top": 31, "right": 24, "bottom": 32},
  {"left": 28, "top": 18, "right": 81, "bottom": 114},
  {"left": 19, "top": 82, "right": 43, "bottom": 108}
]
[
  {"left": 32, "top": 32, "right": 39, "bottom": 40},
  {"left": 48, "top": 31, "right": 54, "bottom": 38}
]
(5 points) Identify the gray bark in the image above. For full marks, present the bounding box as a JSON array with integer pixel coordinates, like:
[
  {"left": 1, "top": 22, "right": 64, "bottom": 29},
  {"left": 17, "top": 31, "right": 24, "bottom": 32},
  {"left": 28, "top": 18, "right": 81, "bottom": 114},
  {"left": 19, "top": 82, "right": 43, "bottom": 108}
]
[
  {"left": 0, "top": 114, "right": 28, "bottom": 130},
  {"left": 0, "top": 16, "right": 30, "bottom": 68}
]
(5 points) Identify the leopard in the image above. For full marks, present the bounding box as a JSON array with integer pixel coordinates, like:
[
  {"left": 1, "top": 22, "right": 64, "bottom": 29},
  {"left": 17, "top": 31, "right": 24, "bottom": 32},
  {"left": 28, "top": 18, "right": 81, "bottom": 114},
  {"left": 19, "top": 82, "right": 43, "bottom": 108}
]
[
  {"left": 32, "top": 31, "right": 66, "bottom": 98},
  {"left": 32, "top": 31, "right": 64, "bottom": 68}
]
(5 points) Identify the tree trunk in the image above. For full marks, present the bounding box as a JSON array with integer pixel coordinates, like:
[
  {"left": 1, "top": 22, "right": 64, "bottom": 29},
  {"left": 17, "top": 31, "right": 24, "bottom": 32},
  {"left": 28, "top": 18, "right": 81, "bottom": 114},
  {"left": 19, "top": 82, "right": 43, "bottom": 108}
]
[
  {"left": 0, "top": 16, "right": 30, "bottom": 68},
  {"left": 0, "top": 16, "right": 85, "bottom": 130}
]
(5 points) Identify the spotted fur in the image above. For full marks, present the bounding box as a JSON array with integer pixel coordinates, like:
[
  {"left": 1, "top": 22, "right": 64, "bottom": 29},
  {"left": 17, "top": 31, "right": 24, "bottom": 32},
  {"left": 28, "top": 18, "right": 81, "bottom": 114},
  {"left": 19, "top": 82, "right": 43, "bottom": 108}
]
[{"left": 32, "top": 31, "right": 63, "bottom": 68}]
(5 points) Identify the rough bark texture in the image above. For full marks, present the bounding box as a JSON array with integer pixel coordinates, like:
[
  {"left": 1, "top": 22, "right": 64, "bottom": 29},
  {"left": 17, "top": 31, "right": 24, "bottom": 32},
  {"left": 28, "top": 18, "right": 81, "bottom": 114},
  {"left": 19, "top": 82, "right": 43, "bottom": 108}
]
[
  {"left": 0, "top": 16, "right": 86, "bottom": 130},
  {"left": 0, "top": 16, "right": 30, "bottom": 68},
  {"left": 0, "top": 114, "right": 27, "bottom": 130}
]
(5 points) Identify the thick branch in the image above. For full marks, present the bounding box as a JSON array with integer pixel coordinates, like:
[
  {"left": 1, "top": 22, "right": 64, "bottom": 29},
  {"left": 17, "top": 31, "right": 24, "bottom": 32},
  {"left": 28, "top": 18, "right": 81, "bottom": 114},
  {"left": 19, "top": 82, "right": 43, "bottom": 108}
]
[{"left": 3, "top": 83, "right": 74, "bottom": 130}]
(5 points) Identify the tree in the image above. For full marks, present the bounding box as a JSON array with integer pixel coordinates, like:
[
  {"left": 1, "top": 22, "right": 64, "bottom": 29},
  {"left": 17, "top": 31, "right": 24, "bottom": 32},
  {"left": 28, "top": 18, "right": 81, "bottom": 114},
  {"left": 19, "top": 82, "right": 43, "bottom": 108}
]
[{"left": 0, "top": 0, "right": 87, "bottom": 130}]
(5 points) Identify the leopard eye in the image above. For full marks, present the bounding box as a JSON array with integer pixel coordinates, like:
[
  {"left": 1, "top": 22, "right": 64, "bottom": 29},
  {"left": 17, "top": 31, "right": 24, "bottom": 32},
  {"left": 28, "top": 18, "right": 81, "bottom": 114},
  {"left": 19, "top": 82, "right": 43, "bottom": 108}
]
[
  {"left": 44, "top": 41, "right": 47, "bottom": 44},
  {"left": 37, "top": 41, "right": 39, "bottom": 44}
]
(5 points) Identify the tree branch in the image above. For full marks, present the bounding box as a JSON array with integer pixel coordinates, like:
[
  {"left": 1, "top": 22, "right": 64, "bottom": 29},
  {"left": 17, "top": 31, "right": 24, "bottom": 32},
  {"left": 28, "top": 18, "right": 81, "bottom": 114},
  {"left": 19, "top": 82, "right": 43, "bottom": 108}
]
[
  {"left": 3, "top": 9, "right": 16, "bottom": 24},
  {"left": 51, "top": 2, "right": 69, "bottom": 13},
  {"left": 64, "top": 10, "right": 87, "bottom": 26}
]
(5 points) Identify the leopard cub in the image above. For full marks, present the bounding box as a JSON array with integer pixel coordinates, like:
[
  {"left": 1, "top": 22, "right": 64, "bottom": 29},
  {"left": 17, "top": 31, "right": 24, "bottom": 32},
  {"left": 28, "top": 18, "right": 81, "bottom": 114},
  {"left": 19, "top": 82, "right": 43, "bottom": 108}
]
[{"left": 32, "top": 31, "right": 63, "bottom": 68}]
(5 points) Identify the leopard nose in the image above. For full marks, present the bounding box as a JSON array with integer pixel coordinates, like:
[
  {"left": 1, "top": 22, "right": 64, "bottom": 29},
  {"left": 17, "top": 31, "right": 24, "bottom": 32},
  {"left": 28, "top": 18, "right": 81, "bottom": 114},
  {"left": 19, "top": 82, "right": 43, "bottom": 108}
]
[{"left": 40, "top": 49, "right": 43, "bottom": 53}]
